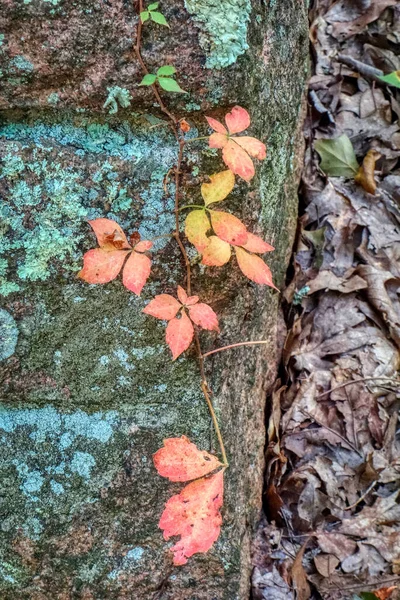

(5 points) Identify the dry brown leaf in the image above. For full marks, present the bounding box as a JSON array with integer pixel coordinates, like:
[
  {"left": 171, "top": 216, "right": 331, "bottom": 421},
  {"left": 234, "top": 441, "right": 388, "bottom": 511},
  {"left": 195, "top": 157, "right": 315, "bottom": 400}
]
[
  {"left": 355, "top": 149, "right": 381, "bottom": 194},
  {"left": 314, "top": 553, "right": 339, "bottom": 577},
  {"left": 291, "top": 542, "right": 311, "bottom": 600}
]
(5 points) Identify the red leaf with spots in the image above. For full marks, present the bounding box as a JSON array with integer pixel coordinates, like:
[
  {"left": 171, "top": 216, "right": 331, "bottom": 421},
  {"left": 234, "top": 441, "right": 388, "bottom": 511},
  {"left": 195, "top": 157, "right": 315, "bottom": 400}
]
[
  {"left": 165, "top": 312, "right": 194, "bottom": 360},
  {"left": 153, "top": 436, "right": 222, "bottom": 482},
  {"left": 89, "top": 218, "right": 131, "bottom": 249},
  {"left": 235, "top": 247, "right": 277, "bottom": 288},
  {"left": 188, "top": 303, "right": 219, "bottom": 331},
  {"left": 210, "top": 211, "right": 248, "bottom": 246},
  {"left": 143, "top": 294, "right": 182, "bottom": 321},
  {"left": 122, "top": 251, "right": 151, "bottom": 296},
  {"left": 241, "top": 233, "right": 274, "bottom": 254},
  {"left": 78, "top": 248, "right": 128, "bottom": 284},
  {"left": 158, "top": 470, "right": 224, "bottom": 565}
]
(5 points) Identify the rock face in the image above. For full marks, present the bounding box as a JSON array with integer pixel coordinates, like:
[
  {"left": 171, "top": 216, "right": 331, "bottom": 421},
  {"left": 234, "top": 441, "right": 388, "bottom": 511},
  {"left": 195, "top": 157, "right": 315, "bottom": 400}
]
[{"left": 0, "top": 1, "right": 308, "bottom": 598}]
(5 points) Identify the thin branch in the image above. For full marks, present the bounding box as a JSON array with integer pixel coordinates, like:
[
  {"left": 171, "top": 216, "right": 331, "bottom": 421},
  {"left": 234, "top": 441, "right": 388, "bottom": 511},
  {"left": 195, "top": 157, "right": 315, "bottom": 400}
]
[
  {"left": 202, "top": 340, "right": 270, "bottom": 359},
  {"left": 317, "top": 376, "right": 400, "bottom": 399},
  {"left": 343, "top": 480, "right": 377, "bottom": 511},
  {"left": 299, "top": 409, "right": 363, "bottom": 456}
]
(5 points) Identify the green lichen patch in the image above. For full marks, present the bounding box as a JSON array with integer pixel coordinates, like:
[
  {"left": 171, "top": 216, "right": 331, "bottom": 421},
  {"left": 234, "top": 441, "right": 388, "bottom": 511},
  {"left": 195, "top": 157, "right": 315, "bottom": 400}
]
[
  {"left": 184, "top": 0, "right": 251, "bottom": 69},
  {"left": 0, "top": 309, "right": 19, "bottom": 360}
]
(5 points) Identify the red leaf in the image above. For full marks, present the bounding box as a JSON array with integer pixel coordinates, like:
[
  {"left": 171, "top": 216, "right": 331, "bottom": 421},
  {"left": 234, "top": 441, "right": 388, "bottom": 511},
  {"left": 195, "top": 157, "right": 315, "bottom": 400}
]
[
  {"left": 188, "top": 303, "right": 219, "bottom": 332},
  {"left": 185, "top": 295, "right": 199, "bottom": 306},
  {"left": 134, "top": 240, "right": 153, "bottom": 252},
  {"left": 185, "top": 210, "right": 211, "bottom": 252},
  {"left": 78, "top": 248, "right": 128, "bottom": 284},
  {"left": 143, "top": 294, "right": 181, "bottom": 320},
  {"left": 235, "top": 247, "right": 277, "bottom": 288},
  {"left": 153, "top": 436, "right": 222, "bottom": 482},
  {"left": 225, "top": 105, "right": 250, "bottom": 134},
  {"left": 201, "top": 236, "right": 231, "bottom": 267},
  {"left": 177, "top": 285, "right": 188, "bottom": 305},
  {"left": 241, "top": 232, "right": 274, "bottom": 253},
  {"left": 159, "top": 470, "right": 224, "bottom": 565},
  {"left": 88, "top": 218, "right": 130, "bottom": 249},
  {"left": 223, "top": 140, "right": 255, "bottom": 182},
  {"left": 122, "top": 251, "right": 151, "bottom": 296},
  {"left": 205, "top": 116, "right": 227, "bottom": 134},
  {"left": 210, "top": 211, "right": 248, "bottom": 246},
  {"left": 209, "top": 132, "right": 228, "bottom": 149},
  {"left": 165, "top": 312, "right": 194, "bottom": 360},
  {"left": 234, "top": 136, "right": 266, "bottom": 160}
]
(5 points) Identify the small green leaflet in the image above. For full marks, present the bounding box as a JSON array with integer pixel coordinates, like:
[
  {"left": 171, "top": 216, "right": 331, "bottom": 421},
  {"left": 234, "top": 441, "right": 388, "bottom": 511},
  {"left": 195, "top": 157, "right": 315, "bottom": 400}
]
[
  {"left": 140, "top": 10, "right": 149, "bottom": 22},
  {"left": 379, "top": 70, "right": 400, "bottom": 89},
  {"left": 157, "top": 65, "right": 176, "bottom": 76},
  {"left": 151, "top": 11, "right": 169, "bottom": 26},
  {"left": 148, "top": 1, "right": 159, "bottom": 9},
  {"left": 141, "top": 1, "right": 169, "bottom": 27},
  {"left": 314, "top": 134, "right": 359, "bottom": 177},
  {"left": 158, "top": 77, "right": 186, "bottom": 93},
  {"left": 139, "top": 73, "right": 157, "bottom": 86}
]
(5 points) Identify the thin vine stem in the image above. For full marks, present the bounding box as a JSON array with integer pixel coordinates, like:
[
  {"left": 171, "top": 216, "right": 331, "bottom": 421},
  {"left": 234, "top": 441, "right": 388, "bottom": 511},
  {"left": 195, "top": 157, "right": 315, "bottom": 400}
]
[
  {"left": 202, "top": 340, "right": 270, "bottom": 359},
  {"left": 134, "top": 0, "right": 228, "bottom": 466}
]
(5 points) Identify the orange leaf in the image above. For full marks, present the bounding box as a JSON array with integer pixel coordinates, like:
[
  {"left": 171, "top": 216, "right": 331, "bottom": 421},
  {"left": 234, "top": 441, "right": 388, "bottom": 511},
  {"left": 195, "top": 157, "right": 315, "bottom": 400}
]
[
  {"left": 223, "top": 139, "right": 255, "bottom": 182},
  {"left": 177, "top": 286, "right": 198, "bottom": 306},
  {"left": 209, "top": 132, "right": 228, "bottom": 149},
  {"left": 354, "top": 148, "right": 381, "bottom": 195},
  {"left": 159, "top": 470, "right": 224, "bottom": 565},
  {"left": 201, "top": 170, "right": 235, "bottom": 206},
  {"left": 165, "top": 312, "right": 194, "bottom": 360},
  {"left": 235, "top": 247, "right": 277, "bottom": 288},
  {"left": 189, "top": 303, "right": 219, "bottom": 331},
  {"left": 122, "top": 251, "right": 151, "bottom": 296},
  {"left": 134, "top": 240, "right": 153, "bottom": 252},
  {"left": 78, "top": 248, "right": 128, "bottom": 284},
  {"left": 185, "top": 210, "right": 211, "bottom": 252},
  {"left": 88, "top": 218, "right": 130, "bottom": 249},
  {"left": 185, "top": 295, "right": 199, "bottom": 306},
  {"left": 373, "top": 586, "right": 398, "bottom": 600},
  {"left": 225, "top": 105, "right": 250, "bottom": 134},
  {"left": 179, "top": 119, "right": 191, "bottom": 133},
  {"left": 234, "top": 136, "right": 266, "bottom": 160},
  {"left": 241, "top": 232, "right": 274, "bottom": 253},
  {"left": 205, "top": 116, "right": 227, "bottom": 134},
  {"left": 210, "top": 211, "right": 248, "bottom": 246},
  {"left": 143, "top": 294, "right": 181, "bottom": 320},
  {"left": 153, "top": 436, "right": 222, "bottom": 482},
  {"left": 202, "top": 236, "right": 231, "bottom": 266}
]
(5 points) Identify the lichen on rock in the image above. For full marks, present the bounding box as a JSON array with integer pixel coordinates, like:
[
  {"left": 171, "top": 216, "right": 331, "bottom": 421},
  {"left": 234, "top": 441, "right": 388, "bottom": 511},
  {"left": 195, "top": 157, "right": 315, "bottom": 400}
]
[{"left": 0, "top": 309, "right": 19, "bottom": 360}]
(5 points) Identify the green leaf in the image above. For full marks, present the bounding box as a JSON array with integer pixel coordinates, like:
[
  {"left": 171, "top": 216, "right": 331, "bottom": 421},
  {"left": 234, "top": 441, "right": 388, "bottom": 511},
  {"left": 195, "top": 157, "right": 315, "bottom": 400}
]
[
  {"left": 140, "top": 10, "right": 150, "bottom": 22},
  {"left": 157, "top": 65, "right": 176, "bottom": 77},
  {"left": 359, "top": 593, "right": 379, "bottom": 600},
  {"left": 157, "top": 77, "right": 187, "bottom": 93},
  {"left": 379, "top": 70, "right": 400, "bottom": 88},
  {"left": 139, "top": 73, "right": 157, "bottom": 86},
  {"left": 148, "top": 1, "right": 159, "bottom": 9},
  {"left": 151, "top": 11, "right": 169, "bottom": 26},
  {"left": 314, "top": 135, "right": 359, "bottom": 177}
]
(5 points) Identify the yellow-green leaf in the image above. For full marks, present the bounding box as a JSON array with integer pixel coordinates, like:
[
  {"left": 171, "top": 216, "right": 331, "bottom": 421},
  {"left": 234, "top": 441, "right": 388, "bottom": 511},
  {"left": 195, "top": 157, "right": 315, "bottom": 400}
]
[
  {"left": 379, "top": 70, "right": 400, "bottom": 88},
  {"left": 201, "top": 170, "right": 235, "bottom": 206},
  {"left": 315, "top": 135, "right": 359, "bottom": 177},
  {"left": 185, "top": 210, "right": 210, "bottom": 252}
]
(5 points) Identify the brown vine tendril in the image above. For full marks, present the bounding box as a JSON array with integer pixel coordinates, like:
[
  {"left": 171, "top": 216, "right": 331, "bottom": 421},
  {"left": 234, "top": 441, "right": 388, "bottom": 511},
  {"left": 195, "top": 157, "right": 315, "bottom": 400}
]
[{"left": 134, "top": 0, "right": 228, "bottom": 467}]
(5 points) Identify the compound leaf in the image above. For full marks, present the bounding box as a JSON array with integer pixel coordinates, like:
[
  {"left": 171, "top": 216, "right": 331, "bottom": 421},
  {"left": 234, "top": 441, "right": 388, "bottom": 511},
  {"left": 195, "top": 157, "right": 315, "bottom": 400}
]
[
  {"left": 153, "top": 436, "right": 222, "bottom": 482},
  {"left": 159, "top": 470, "right": 224, "bottom": 565}
]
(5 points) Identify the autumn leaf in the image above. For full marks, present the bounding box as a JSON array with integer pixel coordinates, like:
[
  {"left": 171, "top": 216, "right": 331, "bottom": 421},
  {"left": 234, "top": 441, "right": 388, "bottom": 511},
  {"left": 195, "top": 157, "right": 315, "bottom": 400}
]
[
  {"left": 179, "top": 119, "right": 191, "bottom": 133},
  {"left": 201, "top": 170, "right": 235, "bottom": 206},
  {"left": 201, "top": 236, "right": 231, "bottom": 266},
  {"left": 188, "top": 303, "right": 219, "bottom": 331},
  {"left": 315, "top": 135, "right": 359, "bottom": 177},
  {"left": 153, "top": 436, "right": 222, "bottom": 482},
  {"left": 143, "top": 294, "right": 182, "bottom": 320},
  {"left": 354, "top": 149, "right": 381, "bottom": 195},
  {"left": 159, "top": 470, "right": 224, "bottom": 565},
  {"left": 185, "top": 210, "right": 211, "bottom": 252},
  {"left": 372, "top": 587, "right": 398, "bottom": 600},
  {"left": 210, "top": 211, "right": 248, "bottom": 246},
  {"left": 143, "top": 288, "right": 219, "bottom": 359},
  {"left": 241, "top": 232, "right": 274, "bottom": 253},
  {"left": 235, "top": 247, "right": 277, "bottom": 288},
  {"left": 206, "top": 106, "right": 266, "bottom": 182},
  {"left": 78, "top": 219, "right": 153, "bottom": 295},
  {"left": 166, "top": 312, "right": 194, "bottom": 360}
]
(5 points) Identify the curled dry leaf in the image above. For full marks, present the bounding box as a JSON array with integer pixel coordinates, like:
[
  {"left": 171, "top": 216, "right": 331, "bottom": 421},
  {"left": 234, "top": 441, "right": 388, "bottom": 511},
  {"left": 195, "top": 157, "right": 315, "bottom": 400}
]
[
  {"left": 355, "top": 149, "right": 381, "bottom": 194},
  {"left": 159, "top": 470, "right": 224, "bottom": 565},
  {"left": 206, "top": 106, "right": 266, "bottom": 182},
  {"left": 153, "top": 436, "right": 222, "bottom": 482}
]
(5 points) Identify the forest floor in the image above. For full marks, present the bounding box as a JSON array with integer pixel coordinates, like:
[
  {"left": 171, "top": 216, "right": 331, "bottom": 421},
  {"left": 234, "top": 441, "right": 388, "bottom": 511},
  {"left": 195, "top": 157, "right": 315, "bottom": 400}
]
[{"left": 252, "top": 1, "right": 400, "bottom": 599}]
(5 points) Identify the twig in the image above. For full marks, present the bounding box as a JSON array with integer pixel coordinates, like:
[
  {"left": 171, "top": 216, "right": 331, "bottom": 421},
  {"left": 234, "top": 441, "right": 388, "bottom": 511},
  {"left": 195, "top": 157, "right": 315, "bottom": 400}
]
[
  {"left": 343, "top": 480, "right": 377, "bottom": 511},
  {"left": 299, "top": 409, "right": 363, "bottom": 456},
  {"left": 317, "top": 376, "right": 400, "bottom": 399},
  {"left": 202, "top": 340, "right": 270, "bottom": 359},
  {"left": 337, "top": 54, "right": 384, "bottom": 82}
]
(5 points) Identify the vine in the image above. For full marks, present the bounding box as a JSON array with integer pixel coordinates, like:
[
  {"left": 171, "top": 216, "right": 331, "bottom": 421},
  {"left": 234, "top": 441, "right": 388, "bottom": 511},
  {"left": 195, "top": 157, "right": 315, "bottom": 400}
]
[{"left": 78, "top": 0, "right": 276, "bottom": 566}]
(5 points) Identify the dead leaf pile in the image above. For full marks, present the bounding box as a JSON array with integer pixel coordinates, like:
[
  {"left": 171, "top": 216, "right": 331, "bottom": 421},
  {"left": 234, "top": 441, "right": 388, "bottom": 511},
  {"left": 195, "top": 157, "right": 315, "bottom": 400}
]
[{"left": 253, "top": 1, "right": 400, "bottom": 598}]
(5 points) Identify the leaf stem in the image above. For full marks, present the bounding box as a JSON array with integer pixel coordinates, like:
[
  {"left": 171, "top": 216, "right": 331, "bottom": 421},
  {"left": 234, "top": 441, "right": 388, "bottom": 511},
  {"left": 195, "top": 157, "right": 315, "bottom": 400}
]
[
  {"left": 178, "top": 204, "right": 206, "bottom": 212},
  {"left": 202, "top": 340, "right": 270, "bottom": 359},
  {"left": 185, "top": 136, "right": 210, "bottom": 143}
]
